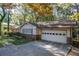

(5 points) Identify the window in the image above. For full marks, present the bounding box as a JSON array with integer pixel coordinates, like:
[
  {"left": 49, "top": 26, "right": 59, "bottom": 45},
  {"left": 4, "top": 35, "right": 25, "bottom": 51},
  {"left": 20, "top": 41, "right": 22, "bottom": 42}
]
[
  {"left": 63, "top": 33, "right": 66, "bottom": 36},
  {"left": 22, "top": 29, "right": 33, "bottom": 34},
  {"left": 56, "top": 33, "right": 58, "bottom": 35},
  {"left": 52, "top": 33, "right": 55, "bottom": 35},
  {"left": 46, "top": 33, "right": 49, "bottom": 34},
  {"left": 50, "top": 33, "right": 52, "bottom": 35},
  {"left": 59, "top": 33, "right": 62, "bottom": 35}
]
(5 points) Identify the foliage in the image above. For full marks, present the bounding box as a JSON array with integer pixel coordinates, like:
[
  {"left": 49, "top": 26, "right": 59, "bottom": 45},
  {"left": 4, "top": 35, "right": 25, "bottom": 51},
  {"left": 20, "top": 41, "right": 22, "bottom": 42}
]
[
  {"left": 53, "top": 3, "right": 73, "bottom": 19},
  {"left": 0, "top": 33, "right": 32, "bottom": 46},
  {"left": 69, "top": 13, "right": 79, "bottom": 21},
  {"left": 56, "top": 3, "right": 79, "bottom": 21},
  {"left": 11, "top": 4, "right": 37, "bottom": 24},
  {"left": 23, "top": 3, "right": 55, "bottom": 22},
  {"left": 0, "top": 3, "right": 13, "bottom": 36},
  {"left": 26, "top": 3, "right": 52, "bottom": 16},
  {"left": 72, "top": 41, "right": 79, "bottom": 48},
  {"left": 0, "top": 4, "right": 6, "bottom": 36},
  {"left": 8, "top": 36, "right": 31, "bottom": 45},
  {"left": 37, "top": 15, "right": 55, "bottom": 22}
]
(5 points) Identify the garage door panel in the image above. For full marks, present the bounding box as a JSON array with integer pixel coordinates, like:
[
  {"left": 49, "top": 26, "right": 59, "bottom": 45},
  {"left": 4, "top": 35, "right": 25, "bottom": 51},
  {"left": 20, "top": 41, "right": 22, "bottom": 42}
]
[{"left": 42, "top": 30, "right": 67, "bottom": 43}]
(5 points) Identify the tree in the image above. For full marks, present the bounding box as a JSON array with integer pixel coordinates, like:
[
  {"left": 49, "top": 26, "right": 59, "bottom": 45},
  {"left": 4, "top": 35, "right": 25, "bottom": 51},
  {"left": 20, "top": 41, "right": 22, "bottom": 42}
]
[
  {"left": 0, "top": 3, "right": 13, "bottom": 36},
  {"left": 23, "top": 3, "right": 53, "bottom": 22},
  {"left": 69, "top": 4, "right": 79, "bottom": 21},
  {"left": 26, "top": 3, "right": 52, "bottom": 16},
  {"left": 0, "top": 4, "right": 6, "bottom": 36},
  {"left": 11, "top": 4, "right": 35, "bottom": 24},
  {"left": 53, "top": 3, "right": 73, "bottom": 20},
  {"left": 7, "top": 9, "right": 11, "bottom": 32},
  {"left": 4, "top": 4, "right": 13, "bottom": 33}
]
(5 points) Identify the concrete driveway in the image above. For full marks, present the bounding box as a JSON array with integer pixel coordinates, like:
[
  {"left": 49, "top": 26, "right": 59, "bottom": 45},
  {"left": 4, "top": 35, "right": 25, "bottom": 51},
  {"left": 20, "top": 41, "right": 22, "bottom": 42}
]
[{"left": 0, "top": 41, "right": 71, "bottom": 56}]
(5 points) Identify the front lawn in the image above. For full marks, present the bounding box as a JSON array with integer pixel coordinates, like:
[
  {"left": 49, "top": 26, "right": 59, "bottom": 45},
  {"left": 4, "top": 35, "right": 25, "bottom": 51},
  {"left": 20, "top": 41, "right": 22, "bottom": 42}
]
[{"left": 0, "top": 35, "right": 32, "bottom": 47}]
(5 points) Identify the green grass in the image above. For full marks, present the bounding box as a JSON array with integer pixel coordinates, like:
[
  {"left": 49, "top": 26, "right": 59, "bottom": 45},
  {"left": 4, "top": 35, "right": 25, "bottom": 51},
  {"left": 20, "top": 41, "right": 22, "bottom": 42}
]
[{"left": 0, "top": 35, "right": 32, "bottom": 46}]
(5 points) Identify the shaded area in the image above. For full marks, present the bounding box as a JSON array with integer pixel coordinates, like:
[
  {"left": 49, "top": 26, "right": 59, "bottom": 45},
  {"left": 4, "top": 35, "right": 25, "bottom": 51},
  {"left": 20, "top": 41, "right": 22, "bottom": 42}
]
[
  {"left": 0, "top": 35, "right": 32, "bottom": 48},
  {"left": 0, "top": 41, "right": 71, "bottom": 56},
  {"left": 68, "top": 47, "right": 79, "bottom": 56},
  {"left": 31, "top": 41, "right": 71, "bottom": 56}
]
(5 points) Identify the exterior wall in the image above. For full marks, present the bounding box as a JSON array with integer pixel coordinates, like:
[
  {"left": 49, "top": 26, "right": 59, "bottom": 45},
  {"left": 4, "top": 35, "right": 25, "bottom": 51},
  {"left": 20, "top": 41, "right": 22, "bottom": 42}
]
[
  {"left": 41, "top": 30, "right": 67, "bottom": 43},
  {"left": 36, "top": 28, "right": 42, "bottom": 35},
  {"left": 19, "top": 23, "right": 37, "bottom": 35},
  {"left": 41, "top": 28, "right": 72, "bottom": 44},
  {"left": 19, "top": 23, "right": 73, "bottom": 44},
  {"left": 19, "top": 23, "right": 42, "bottom": 40},
  {"left": 67, "top": 29, "right": 71, "bottom": 37},
  {"left": 20, "top": 34, "right": 41, "bottom": 40},
  {"left": 66, "top": 28, "right": 72, "bottom": 44},
  {"left": 41, "top": 27, "right": 71, "bottom": 37}
]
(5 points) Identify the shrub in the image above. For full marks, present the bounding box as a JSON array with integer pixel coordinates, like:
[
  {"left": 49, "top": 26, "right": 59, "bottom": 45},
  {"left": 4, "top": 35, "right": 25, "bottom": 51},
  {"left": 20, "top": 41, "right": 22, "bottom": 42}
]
[{"left": 72, "top": 41, "right": 79, "bottom": 48}]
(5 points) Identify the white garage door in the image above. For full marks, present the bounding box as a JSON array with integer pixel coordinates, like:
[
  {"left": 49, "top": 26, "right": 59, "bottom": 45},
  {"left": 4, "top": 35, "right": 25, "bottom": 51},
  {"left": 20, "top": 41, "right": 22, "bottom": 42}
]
[{"left": 41, "top": 30, "right": 67, "bottom": 43}]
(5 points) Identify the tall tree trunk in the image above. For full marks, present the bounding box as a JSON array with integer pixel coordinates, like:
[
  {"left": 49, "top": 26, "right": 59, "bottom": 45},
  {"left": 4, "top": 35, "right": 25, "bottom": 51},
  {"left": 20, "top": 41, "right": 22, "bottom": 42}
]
[
  {"left": 0, "top": 22, "right": 2, "bottom": 36},
  {"left": 0, "top": 5, "right": 6, "bottom": 39},
  {"left": 23, "top": 14, "right": 26, "bottom": 23},
  {"left": 7, "top": 11, "right": 10, "bottom": 33},
  {"left": 0, "top": 22, "right": 2, "bottom": 39}
]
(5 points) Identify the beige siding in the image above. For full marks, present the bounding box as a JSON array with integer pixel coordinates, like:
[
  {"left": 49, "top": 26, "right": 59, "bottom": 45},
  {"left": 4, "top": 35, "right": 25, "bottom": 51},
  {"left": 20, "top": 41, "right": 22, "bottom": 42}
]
[
  {"left": 36, "top": 28, "right": 42, "bottom": 35},
  {"left": 67, "top": 29, "right": 71, "bottom": 37},
  {"left": 20, "top": 24, "right": 72, "bottom": 38},
  {"left": 20, "top": 23, "right": 37, "bottom": 35}
]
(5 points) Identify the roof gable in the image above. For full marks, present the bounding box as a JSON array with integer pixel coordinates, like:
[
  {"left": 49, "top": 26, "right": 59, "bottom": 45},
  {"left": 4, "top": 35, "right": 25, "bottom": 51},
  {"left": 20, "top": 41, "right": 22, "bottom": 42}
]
[{"left": 20, "top": 22, "right": 38, "bottom": 29}]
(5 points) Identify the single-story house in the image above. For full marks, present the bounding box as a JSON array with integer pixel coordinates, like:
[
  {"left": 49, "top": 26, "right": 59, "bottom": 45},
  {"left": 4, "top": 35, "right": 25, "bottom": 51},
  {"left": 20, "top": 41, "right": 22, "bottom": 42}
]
[{"left": 19, "top": 20, "right": 77, "bottom": 44}]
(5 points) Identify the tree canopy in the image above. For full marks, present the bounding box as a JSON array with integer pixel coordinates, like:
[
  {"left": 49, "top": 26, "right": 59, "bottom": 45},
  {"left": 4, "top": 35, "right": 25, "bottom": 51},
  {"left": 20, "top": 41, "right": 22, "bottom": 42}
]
[{"left": 25, "top": 3, "right": 52, "bottom": 16}]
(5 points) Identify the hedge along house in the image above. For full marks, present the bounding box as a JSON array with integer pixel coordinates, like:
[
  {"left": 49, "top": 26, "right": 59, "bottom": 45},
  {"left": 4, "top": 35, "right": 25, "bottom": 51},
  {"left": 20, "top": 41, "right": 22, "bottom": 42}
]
[{"left": 19, "top": 20, "right": 77, "bottom": 44}]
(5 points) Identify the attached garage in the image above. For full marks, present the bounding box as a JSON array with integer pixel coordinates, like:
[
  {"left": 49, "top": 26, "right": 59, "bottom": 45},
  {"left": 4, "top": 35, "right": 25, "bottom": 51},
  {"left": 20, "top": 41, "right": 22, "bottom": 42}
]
[
  {"left": 19, "top": 20, "right": 77, "bottom": 44},
  {"left": 40, "top": 20, "right": 77, "bottom": 44},
  {"left": 41, "top": 30, "right": 67, "bottom": 43}
]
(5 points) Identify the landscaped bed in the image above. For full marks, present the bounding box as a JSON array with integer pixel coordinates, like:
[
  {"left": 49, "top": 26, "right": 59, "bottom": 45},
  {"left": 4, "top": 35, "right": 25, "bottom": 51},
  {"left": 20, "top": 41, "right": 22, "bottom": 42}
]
[
  {"left": 8, "top": 36, "right": 31, "bottom": 45},
  {"left": 0, "top": 34, "right": 33, "bottom": 47}
]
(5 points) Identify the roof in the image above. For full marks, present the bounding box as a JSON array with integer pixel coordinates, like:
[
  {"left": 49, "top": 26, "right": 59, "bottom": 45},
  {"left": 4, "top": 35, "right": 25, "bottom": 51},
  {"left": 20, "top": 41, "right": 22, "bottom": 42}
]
[
  {"left": 37, "top": 20, "right": 77, "bottom": 28},
  {"left": 20, "top": 20, "right": 77, "bottom": 29},
  {"left": 20, "top": 22, "right": 39, "bottom": 28}
]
